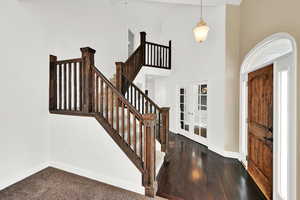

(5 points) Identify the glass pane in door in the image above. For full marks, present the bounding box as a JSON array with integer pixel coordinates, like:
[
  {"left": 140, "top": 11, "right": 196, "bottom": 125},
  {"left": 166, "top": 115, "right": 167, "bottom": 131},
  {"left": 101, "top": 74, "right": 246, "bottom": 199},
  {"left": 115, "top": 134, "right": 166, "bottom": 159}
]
[{"left": 194, "top": 84, "right": 208, "bottom": 138}]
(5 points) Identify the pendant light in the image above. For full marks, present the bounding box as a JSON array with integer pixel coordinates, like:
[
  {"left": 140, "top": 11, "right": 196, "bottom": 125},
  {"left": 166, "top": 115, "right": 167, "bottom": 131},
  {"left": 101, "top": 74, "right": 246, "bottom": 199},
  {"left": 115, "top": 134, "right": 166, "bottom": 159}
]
[{"left": 193, "top": 0, "right": 210, "bottom": 43}]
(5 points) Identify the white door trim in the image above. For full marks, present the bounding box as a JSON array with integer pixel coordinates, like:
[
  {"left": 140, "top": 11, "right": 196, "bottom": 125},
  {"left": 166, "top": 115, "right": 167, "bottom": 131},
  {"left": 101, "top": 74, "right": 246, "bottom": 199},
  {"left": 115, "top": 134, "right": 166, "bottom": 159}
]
[
  {"left": 239, "top": 33, "right": 297, "bottom": 200},
  {"left": 176, "top": 82, "right": 208, "bottom": 146}
]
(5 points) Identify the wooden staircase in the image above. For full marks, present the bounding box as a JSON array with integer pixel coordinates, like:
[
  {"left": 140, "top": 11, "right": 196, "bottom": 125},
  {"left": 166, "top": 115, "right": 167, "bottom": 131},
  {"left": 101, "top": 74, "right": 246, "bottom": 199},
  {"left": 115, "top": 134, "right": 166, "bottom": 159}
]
[{"left": 48, "top": 33, "right": 171, "bottom": 197}]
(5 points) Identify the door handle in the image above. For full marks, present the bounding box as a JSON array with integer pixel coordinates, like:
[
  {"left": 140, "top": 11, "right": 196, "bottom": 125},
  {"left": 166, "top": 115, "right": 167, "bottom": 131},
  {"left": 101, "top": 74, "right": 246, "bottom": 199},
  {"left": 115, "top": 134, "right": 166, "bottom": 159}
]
[{"left": 264, "top": 136, "right": 273, "bottom": 142}]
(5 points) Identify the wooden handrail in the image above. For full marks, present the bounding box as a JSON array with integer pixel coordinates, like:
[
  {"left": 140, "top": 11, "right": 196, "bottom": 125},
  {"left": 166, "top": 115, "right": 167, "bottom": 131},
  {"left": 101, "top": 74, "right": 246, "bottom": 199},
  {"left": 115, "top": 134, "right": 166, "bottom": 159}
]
[
  {"left": 56, "top": 58, "right": 82, "bottom": 64},
  {"left": 145, "top": 41, "right": 169, "bottom": 49},
  {"left": 92, "top": 65, "right": 143, "bottom": 120}
]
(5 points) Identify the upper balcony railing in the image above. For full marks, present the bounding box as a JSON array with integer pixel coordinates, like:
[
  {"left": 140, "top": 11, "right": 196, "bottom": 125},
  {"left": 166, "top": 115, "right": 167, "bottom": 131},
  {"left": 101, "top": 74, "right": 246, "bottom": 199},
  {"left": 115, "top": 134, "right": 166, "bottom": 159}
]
[{"left": 122, "top": 32, "right": 172, "bottom": 83}]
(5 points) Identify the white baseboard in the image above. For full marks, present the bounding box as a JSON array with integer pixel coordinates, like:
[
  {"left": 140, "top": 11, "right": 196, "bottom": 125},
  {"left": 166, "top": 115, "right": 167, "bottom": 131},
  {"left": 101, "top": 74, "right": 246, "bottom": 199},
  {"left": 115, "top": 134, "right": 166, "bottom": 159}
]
[
  {"left": 49, "top": 161, "right": 144, "bottom": 195},
  {"left": 174, "top": 132, "right": 241, "bottom": 160},
  {"left": 0, "top": 162, "right": 49, "bottom": 191},
  {"left": 223, "top": 150, "right": 241, "bottom": 160},
  {"left": 208, "top": 145, "right": 241, "bottom": 160}
]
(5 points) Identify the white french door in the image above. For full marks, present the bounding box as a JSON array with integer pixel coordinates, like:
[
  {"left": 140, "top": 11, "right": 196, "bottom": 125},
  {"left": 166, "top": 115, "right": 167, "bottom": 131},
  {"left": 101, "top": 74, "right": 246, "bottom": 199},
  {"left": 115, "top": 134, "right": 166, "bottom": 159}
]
[{"left": 178, "top": 83, "right": 208, "bottom": 145}]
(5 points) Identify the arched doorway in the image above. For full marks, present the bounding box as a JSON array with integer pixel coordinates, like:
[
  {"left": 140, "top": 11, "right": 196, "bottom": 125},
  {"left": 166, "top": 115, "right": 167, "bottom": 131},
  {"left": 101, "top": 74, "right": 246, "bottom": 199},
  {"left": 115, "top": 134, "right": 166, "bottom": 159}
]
[{"left": 239, "top": 33, "right": 297, "bottom": 200}]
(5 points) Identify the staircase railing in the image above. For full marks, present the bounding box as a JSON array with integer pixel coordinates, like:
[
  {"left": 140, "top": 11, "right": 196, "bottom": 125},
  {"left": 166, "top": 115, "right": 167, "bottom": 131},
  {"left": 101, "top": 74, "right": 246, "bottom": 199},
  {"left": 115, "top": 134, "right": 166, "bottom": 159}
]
[
  {"left": 49, "top": 55, "right": 85, "bottom": 115},
  {"left": 144, "top": 41, "right": 171, "bottom": 69},
  {"left": 121, "top": 32, "right": 171, "bottom": 85},
  {"left": 49, "top": 47, "right": 158, "bottom": 197},
  {"left": 120, "top": 74, "right": 170, "bottom": 153}
]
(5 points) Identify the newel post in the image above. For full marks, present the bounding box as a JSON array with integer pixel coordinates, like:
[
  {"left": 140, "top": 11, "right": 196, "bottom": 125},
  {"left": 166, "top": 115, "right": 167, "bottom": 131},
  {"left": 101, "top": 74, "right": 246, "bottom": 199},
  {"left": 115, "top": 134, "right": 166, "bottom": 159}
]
[
  {"left": 115, "top": 62, "right": 124, "bottom": 107},
  {"left": 142, "top": 113, "right": 156, "bottom": 197},
  {"left": 161, "top": 107, "right": 170, "bottom": 153},
  {"left": 49, "top": 55, "right": 57, "bottom": 111},
  {"left": 80, "top": 47, "right": 96, "bottom": 113},
  {"left": 115, "top": 62, "right": 124, "bottom": 92},
  {"left": 140, "top": 32, "right": 146, "bottom": 65}
]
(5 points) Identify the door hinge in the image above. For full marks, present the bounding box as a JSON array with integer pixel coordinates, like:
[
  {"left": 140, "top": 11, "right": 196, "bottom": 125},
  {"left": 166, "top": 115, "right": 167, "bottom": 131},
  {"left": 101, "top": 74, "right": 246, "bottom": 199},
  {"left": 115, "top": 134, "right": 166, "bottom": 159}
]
[{"left": 246, "top": 155, "right": 248, "bottom": 161}]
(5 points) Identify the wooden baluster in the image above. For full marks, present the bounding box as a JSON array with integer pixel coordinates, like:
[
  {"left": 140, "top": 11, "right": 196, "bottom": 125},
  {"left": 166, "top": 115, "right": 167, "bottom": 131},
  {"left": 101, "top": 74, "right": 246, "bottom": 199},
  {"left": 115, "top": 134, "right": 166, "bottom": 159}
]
[
  {"left": 58, "top": 63, "right": 61, "bottom": 109},
  {"left": 140, "top": 32, "right": 146, "bottom": 66},
  {"left": 138, "top": 92, "right": 141, "bottom": 112},
  {"left": 158, "top": 46, "right": 161, "bottom": 66},
  {"left": 74, "top": 62, "right": 78, "bottom": 111},
  {"left": 130, "top": 85, "right": 133, "bottom": 104},
  {"left": 162, "top": 48, "right": 164, "bottom": 67},
  {"left": 151, "top": 44, "right": 153, "bottom": 66},
  {"left": 91, "top": 69, "right": 95, "bottom": 112},
  {"left": 100, "top": 79, "right": 104, "bottom": 115},
  {"left": 80, "top": 47, "right": 96, "bottom": 113},
  {"left": 161, "top": 107, "right": 170, "bottom": 153},
  {"left": 116, "top": 96, "right": 119, "bottom": 134},
  {"left": 79, "top": 61, "right": 83, "bottom": 111},
  {"left": 134, "top": 87, "right": 137, "bottom": 108},
  {"left": 105, "top": 84, "right": 108, "bottom": 119},
  {"left": 110, "top": 89, "right": 114, "bottom": 127},
  {"left": 146, "top": 44, "right": 148, "bottom": 65},
  {"left": 116, "top": 62, "right": 123, "bottom": 93},
  {"left": 155, "top": 46, "right": 157, "bottom": 66},
  {"left": 142, "top": 96, "right": 145, "bottom": 114},
  {"left": 96, "top": 76, "right": 99, "bottom": 112},
  {"left": 158, "top": 111, "right": 161, "bottom": 142},
  {"left": 145, "top": 100, "right": 148, "bottom": 114},
  {"left": 122, "top": 102, "right": 125, "bottom": 139},
  {"left": 169, "top": 41, "right": 172, "bottom": 69},
  {"left": 127, "top": 108, "right": 131, "bottom": 146},
  {"left": 165, "top": 47, "right": 167, "bottom": 68},
  {"left": 133, "top": 116, "right": 137, "bottom": 153},
  {"left": 68, "top": 63, "right": 72, "bottom": 110},
  {"left": 139, "top": 121, "right": 143, "bottom": 159},
  {"left": 49, "top": 55, "right": 57, "bottom": 111},
  {"left": 142, "top": 114, "right": 156, "bottom": 197},
  {"left": 63, "top": 63, "right": 67, "bottom": 110}
]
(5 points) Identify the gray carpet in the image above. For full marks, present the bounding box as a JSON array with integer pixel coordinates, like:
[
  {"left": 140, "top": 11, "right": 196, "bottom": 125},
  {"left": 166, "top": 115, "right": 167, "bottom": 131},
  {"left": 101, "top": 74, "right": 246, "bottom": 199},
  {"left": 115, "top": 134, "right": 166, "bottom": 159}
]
[{"left": 0, "top": 167, "right": 164, "bottom": 200}]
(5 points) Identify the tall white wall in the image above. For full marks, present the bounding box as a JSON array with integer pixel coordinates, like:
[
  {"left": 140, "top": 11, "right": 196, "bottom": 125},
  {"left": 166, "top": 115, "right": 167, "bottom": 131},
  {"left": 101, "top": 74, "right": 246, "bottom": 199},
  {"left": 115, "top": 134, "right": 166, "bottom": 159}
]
[
  {"left": 32, "top": 0, "right": 128, "bottom": 78},
  {"left": 0, "top": 0, "right": 143, "bottom": 193},
  {"left": 49, "top": 115, "right": 143, "bottom": 193},
  {"left": 0, "top": 0, "right": 49, "bottom": 189},
  {"left": 35, "top": 0, "right": 143, "bottom": 193}
]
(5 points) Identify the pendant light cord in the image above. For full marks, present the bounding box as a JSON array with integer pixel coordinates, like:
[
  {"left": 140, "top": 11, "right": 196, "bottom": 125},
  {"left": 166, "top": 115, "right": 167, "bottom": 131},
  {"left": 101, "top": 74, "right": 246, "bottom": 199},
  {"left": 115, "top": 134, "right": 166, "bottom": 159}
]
[{"left": 201, "top": 0, "right": 203, "bottom": 19}]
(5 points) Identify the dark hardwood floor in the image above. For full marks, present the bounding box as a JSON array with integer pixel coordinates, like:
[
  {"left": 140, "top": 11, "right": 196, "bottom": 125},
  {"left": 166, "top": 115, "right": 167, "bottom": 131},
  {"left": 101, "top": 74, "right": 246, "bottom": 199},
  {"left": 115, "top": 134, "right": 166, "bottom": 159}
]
[{"left": 157, "top": 133, "right": 266, "bottom": 200}]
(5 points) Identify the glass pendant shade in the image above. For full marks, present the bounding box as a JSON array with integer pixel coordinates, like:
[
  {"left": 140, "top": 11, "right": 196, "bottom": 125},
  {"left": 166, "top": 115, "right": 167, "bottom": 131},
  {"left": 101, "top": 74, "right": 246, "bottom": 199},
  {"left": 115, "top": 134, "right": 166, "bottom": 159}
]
[{"left": 193, "top": 19, "right": 210, "bottom": 43}]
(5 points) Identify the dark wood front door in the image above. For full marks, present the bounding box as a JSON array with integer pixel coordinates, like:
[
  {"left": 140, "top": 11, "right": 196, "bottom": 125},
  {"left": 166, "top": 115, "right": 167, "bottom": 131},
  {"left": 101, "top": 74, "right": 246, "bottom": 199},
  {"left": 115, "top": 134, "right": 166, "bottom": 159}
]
[{"left": 248, "top": 64, "right": 273, "bottom": 200}]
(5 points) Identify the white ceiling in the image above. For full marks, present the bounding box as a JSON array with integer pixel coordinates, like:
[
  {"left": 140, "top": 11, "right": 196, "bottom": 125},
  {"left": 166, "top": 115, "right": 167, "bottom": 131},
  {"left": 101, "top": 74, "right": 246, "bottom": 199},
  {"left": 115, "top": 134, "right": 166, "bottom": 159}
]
[{"left": 143, "top": 0, "right": 242, "bottom": 6}]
